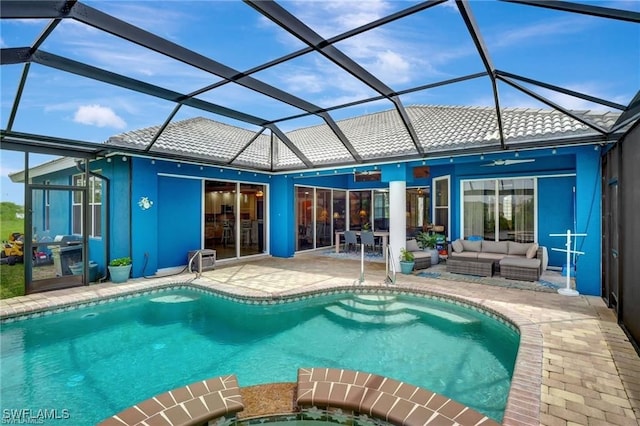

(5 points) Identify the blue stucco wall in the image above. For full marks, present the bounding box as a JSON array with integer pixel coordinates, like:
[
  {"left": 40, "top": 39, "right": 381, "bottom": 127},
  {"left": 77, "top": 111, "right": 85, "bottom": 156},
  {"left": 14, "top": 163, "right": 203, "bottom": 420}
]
[
  {"left": 270, "top": 175, "right": 294, "bottom": 257},
  {"left": 538, "top": 176, "right": 576, "bottom": 267},
  {"left": 155, "top": 175, "right": 201, "bottom": 270},
  {"left": 574, "top": 147, "right": 602, "bottom": 295},
  {"left": 26, "top": 143, "right": 603, "bottom": 294},
  {"left": 106, "top": 157, "right": 132, "bottom": 272}
]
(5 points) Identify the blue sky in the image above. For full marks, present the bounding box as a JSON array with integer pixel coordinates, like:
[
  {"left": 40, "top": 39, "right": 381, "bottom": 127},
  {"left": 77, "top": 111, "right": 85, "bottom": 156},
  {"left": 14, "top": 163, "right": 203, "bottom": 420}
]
[{"left": 1, "top": 0, "right": 638, "bottom": 204}]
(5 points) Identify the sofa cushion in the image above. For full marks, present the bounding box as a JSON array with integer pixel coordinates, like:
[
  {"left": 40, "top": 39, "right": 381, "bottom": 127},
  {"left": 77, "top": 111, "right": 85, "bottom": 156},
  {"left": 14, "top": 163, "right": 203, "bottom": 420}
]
[
  {"left": 452, "top": 239, "right": 464, "bottom": 253},
  {"left": 508, "top": 241, "right": 533, "bottom": 256},
  {"left": 450, "top": 251, "right": 479, "bottom": 259},
  {"left": 413, "top": 251, "right": 430, "bottom": 259},
  {"left": 478, "top": 252, "right": 506, "bottom": 261},
  {"left": 526, "top": 243, "right": 539, "bottom": 259},
  {"left": 461, "top": 239, "right": 482, "bottom": 252},
  {"left": 482, "top": 240, "right": 509, "bottom": 254},
  {"left": 406, "top": 238, "right": 420, "bottom": 252},
  {"left": 500, "top": 257, "right": 541, "bottom": 269}
]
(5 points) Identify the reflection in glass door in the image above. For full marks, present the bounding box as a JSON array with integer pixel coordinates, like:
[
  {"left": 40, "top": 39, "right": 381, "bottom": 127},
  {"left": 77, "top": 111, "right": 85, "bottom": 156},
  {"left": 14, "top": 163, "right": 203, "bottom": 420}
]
[
  {"left": 316, "top": 189, "right": 331, "bottom": 248},
  {"left": 296, "top": 187, "right": 314, "bottom": 251},
  {"left": 28, "top": 186, "right": 86, "bottom": 293},
  {"left": 406, "top": 187, "right": 430, "bottom": 237},
  {"left": 239, "top": 183, "right": 266, "bottom": 256},
  {"left": 203, "top": 180, "right": 237, "bottom": 260}
]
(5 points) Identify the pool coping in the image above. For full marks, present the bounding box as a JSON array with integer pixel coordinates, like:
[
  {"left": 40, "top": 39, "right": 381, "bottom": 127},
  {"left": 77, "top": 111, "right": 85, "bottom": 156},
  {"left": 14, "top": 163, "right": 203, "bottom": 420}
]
[{"left": 0, "top": 275, "right": 542, "bottom": 426}]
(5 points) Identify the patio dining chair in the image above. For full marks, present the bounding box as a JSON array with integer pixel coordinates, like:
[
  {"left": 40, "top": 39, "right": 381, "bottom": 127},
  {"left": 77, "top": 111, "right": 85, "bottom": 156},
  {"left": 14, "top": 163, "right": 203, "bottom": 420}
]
[
  {"left": 359, "top": 231, "right": 378, "bottom": 254},
  {"left": 344, "top": 230, "right": 358, "bottom": 252}
]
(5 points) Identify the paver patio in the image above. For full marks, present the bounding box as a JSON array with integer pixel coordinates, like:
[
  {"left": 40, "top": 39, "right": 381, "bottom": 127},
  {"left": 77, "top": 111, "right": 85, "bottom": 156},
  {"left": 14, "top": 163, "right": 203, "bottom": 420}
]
[{"left": 1, "top": 254, "right": 638, "bottom": 425}]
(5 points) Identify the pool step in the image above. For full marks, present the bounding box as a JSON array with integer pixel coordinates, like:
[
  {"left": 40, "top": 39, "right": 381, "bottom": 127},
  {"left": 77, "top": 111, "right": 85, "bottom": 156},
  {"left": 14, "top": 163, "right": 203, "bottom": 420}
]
[
  {"left": 331, "top": 297, "right": 480, "bottom": 326},
  {"left": 390, "top": 302, "right": 480, "bottom": 326},
  {"left": 325, "top": 305, "right": 419, "bottom": 326},
  {"left": 352, "top": 294, "right": 397, "bottom": 305}
]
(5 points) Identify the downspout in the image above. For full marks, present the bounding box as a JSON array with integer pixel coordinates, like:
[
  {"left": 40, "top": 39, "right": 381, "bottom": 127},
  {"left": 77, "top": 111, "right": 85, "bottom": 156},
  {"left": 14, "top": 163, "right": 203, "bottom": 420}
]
[{"left": 75, "top": 160, "right": 110, "bottom": 282}]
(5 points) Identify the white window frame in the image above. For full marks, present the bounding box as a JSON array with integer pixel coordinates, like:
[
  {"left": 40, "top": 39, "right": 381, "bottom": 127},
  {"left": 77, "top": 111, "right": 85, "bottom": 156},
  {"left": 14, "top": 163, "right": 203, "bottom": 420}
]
[
  {"left": 459, "top": 176, "right": 539, "bottom": 243},
  {"left": 432, "top": 175, "right": 451, "bottom": 241},
  {"left": 72, "top": 173, "right": 102, "bottom": 238}
]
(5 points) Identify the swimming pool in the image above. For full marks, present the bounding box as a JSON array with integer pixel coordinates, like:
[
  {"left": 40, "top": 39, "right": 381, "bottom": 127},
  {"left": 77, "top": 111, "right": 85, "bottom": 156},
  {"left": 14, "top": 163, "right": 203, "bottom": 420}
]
[{"left": 0, "top": 287, "right": 519, "bottom": 425}]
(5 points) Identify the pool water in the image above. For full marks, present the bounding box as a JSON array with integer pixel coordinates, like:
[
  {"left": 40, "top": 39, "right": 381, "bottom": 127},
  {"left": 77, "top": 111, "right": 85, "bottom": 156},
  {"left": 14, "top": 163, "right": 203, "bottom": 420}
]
[{"left": 0, "top": 289, "right": 519, "bottom": 425}]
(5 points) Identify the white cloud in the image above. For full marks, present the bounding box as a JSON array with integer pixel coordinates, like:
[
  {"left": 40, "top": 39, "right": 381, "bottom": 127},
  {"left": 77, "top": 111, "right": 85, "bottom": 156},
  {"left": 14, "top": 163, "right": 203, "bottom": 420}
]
[
  {"left": 73, "top": 105, "right": 127, "bottom": 129},
  {"left": 373, "top": 50, "right": 411, "bottom": 83}
]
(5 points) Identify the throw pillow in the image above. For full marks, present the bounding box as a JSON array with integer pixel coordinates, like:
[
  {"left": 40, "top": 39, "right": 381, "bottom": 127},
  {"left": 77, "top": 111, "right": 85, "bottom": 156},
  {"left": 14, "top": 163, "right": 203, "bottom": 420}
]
[
  {"left": 508, "top": 241, "right": 531, "bottom": 255},
  {"left": 461, "top": 239, "right": 482, "bottom": 252},
  {"left": 526, "top": 243, "right": 539, "bottom": 259},
  {"left": 452, "top": 239, "right": 464, "bottom": 253},
  {"left": 406, "top": 239, "right": 420, "bottom": 252}
]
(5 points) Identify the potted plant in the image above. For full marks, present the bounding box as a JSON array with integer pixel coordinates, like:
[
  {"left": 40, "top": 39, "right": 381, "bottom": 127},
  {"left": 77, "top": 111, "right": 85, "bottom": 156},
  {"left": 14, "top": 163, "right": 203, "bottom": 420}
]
[
  {"left": 399, "top": 247, "right": 415, "bottom": 274},
  {"left": 68, "top": 262, "right": 83, "bottom": 275},
  {"left": 416, "top": 232, "right": 441, "bottom": 265},
  {"left": 108, "top": 257, "right": 132, "bottom": 283}
]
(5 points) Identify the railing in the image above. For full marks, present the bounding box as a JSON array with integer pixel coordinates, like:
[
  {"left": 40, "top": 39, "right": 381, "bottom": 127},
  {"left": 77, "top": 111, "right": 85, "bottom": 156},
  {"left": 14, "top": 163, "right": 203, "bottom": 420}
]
[
  {"left": 385, "top": 245, "right": 396, "bottom": 285},
  {"left": 188, "top": 250, "right": 204, "bottom": 278}
]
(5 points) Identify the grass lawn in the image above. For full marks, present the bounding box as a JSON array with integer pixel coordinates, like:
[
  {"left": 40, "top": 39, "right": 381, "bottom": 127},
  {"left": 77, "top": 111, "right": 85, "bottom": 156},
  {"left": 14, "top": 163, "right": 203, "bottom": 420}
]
[
  {"left": 1, "top": 201, "right": 26, "bottom": 299},
  {"left": 1, "top": 263, "right": 25, "bottom": 299}
]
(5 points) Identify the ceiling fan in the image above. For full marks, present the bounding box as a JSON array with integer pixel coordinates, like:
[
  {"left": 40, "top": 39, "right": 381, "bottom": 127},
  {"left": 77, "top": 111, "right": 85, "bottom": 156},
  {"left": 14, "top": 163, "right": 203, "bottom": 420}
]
[{"left": 482, "top": 159, "right": 535, "bottom": 166}]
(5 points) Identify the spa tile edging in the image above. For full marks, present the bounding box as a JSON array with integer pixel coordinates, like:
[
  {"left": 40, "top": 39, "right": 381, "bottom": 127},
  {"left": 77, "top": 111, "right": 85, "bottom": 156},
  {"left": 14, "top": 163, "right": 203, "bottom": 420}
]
[
  {"left": 97, "top": 374, "right": 243, "bottom": 426},
  {"left": 296, "top": 367, "right": 500, "bottom": 426}
]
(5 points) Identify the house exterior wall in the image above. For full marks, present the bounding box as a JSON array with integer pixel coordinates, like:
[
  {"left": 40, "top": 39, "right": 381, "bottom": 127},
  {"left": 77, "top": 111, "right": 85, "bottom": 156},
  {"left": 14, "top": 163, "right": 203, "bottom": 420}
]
[
  {"left": 270, "top": 175, "right": 294, "bottom": 258},
  {"left": 24, "top": 144, "right": 604, "bottom": 296}
]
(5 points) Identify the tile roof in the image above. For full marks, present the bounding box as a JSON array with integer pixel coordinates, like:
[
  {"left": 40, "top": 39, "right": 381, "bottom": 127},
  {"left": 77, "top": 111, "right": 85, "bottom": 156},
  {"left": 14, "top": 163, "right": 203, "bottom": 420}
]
[{"left": 106, "top": 105, "right": 619, "bottom": 170}]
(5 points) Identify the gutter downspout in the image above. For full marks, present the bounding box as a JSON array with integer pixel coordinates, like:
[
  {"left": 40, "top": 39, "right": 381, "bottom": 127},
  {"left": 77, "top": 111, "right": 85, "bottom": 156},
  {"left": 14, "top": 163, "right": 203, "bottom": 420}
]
[{"left": 76, "top": 160, "right": 110, "bottom": 282}]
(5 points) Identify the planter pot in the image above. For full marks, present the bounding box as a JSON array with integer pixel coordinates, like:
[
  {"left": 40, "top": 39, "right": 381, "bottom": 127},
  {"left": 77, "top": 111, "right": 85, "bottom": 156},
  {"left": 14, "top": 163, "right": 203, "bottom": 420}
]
[
  {"left": 399, "top": 261, "right": 415, "bottom": 274},
  {"left": 108, "top": 264, "right": 131, "bottom": 283},
  {"left": 427, "top": 248, "right": 440, "bottom": 266},
  {"left": 68, "top": 263, "right": 83, "bottom": 275}
]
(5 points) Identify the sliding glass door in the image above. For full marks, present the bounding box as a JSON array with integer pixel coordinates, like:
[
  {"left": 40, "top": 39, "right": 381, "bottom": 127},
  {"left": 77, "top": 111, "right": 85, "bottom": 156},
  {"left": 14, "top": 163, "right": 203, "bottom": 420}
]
[{"left": 463, "top": 178, "right": 535, "bottom": 242}]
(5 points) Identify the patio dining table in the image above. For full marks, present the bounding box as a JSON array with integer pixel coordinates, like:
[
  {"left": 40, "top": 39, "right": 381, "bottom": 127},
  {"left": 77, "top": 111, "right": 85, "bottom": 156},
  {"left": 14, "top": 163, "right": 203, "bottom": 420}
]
[{"left": 334, "top": 230, "right": 389, "bottom": 260}]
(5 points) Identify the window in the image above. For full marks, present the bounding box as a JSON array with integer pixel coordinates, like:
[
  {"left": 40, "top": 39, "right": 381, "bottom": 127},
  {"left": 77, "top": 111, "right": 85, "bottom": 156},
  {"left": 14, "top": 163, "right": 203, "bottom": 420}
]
[
  {"left": 462, "top": 178, "right": 535, "bottom": 242},
  {"left": 433, "top": 176, "right": 450, "bottom": 239},
  {"left": 72, "top": 173, "right": 102, "bottom": 237}
]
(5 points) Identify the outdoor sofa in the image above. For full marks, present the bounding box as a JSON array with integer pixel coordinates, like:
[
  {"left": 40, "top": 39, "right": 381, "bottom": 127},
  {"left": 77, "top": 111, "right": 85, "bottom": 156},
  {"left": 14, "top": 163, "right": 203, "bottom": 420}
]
[
  {"left": 448, "top": 239, "right": 548, "bottom": 281},
  {"left": 405, "top": 238, "right": 432, "bottom": 270}
]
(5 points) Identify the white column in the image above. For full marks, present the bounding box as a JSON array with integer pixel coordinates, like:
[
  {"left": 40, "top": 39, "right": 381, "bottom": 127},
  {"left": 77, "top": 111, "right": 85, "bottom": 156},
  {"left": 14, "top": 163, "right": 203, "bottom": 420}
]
[{"left": 389, "top": 180, "right": 406, "bottom": 270}]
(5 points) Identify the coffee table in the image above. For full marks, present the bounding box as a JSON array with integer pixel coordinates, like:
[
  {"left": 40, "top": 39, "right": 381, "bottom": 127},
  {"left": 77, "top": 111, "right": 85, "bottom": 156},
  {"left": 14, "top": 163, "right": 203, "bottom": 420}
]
[{"left": 446, "top": 257, "right": 495, "bottom": 277}]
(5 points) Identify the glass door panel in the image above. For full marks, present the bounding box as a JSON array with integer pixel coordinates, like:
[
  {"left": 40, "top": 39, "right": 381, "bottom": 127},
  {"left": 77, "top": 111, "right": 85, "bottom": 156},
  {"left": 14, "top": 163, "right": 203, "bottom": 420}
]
[
  {"left": 239, "top": 183, "right": 266, "bottom": 256},
  {"left": 296, "top": 187, "right": 314, "bottom": 251},
  {"left": 373, "top": 190, "right": 390, "bottom": 231},
  {"left": 349, "top": 190, "right": 371, "bottom": 231},
  {"left": 406, "top": 188, "right": 429, "bottom": 237},
  {"left": 463, "top": 180, "right": 495, "bottom": 240},
  {"left": 29, "top": 187, "right": 85, "bottom": 293},
  {"left": 316, "top": 189, "right": 331, "bottom": 248},
  {"left": 499, "top": 179, "right": 534, "bottom": 242},
  {"left": 204, "top": 180, "right": 237, "bottom": 260},
  {"left": 332, "top": 190, "right": 346, "bottom": 235}
]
